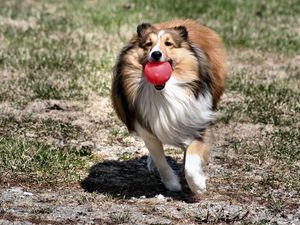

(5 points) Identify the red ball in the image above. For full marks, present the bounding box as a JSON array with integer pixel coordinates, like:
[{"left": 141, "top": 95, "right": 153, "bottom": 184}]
[{"left": 144, "top": 61, "right": 172, "bottom": 85}]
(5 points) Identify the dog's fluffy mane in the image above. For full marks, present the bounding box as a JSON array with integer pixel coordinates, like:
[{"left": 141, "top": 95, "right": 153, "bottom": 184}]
[{"left": 112, "top": 19, "right": 227, "bottom": 146}]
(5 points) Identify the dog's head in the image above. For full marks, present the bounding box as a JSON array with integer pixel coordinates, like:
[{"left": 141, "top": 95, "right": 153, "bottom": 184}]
[{"left": 136, "top": 23, "right": 189, "bottom": 66}]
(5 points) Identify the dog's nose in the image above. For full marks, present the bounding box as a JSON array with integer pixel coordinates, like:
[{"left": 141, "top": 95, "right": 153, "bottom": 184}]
[{"left": 151, "top": 51, "right": 162, "bottom": 61}]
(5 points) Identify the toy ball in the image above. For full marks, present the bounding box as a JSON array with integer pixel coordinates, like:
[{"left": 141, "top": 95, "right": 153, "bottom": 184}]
[{"left": 144, "top": 61, "right": 172, "bottom": 85}]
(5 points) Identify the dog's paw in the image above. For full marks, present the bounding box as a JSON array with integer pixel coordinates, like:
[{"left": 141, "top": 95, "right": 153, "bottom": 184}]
[
  {"left": 185, "top": 172, "right": 207, "bottom": 195},
  {"left": 185, "top": 154, "right": 207, "bottom": 195},
  {"left": 162, "top": 172, "right": 182, "bottom": 192},
  {"left": 147, "top": 155, "right": 181, "bottom": 191},
  {"left": 147, "top": 155, "right": 156, "bottom": 172}
]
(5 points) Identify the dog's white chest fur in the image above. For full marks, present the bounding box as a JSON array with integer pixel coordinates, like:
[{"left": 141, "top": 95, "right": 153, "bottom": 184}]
[{"left": 136, "top": 76, "right": 214, "bottom": 147}]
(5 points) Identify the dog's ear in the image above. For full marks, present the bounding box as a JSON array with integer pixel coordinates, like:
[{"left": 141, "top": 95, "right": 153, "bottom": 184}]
[
  {"left": 174, "top": 26, "right": 188, "bottom": 40},
  {"left": 137, "top": 23, "right": 152, "bottom": 37}
]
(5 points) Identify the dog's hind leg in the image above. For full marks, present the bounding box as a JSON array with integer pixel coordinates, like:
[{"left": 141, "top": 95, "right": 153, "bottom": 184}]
[
  {"left": 185, "top": 139, "right": 208, "bottom": 195},
  {"left": 135, "top": 123, "right": 181, "bottom": 192}
]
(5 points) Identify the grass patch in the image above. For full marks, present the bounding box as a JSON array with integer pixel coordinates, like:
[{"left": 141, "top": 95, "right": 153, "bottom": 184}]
[
  {"left": 67, "top": 0, "right": 300, "bottom": 55},
  {"left": 0, "top": 0, "right": 114, "bottom": 104},
  {"left": 220, "top": 69, "right": 299, "bottom": 126},
  {"left": 0, "top": 115, "right": 82, "bottom": 140},
  {"left": 0, "top": 44, "right": 89, "bottom": 104},
  {"left": 233, "top": 128, "right": 299, "bottom": 163},
  {"left": 0, "top": 137, "right": 92, "bottom": 186},
  {"left": 227, "top": 127, "right": 300, "bottom": 192},
  {"left": 1, "top": 0, "right": 299, "bottom": 104},
  {"left": 0, "top": 114, "right": 92, "bottom": 186},
  {"left": 131, "top": 0, "right": 300, "bottom": 54}
]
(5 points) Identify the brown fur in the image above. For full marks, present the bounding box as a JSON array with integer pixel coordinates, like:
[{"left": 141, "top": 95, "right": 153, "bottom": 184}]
[
  {"left": 154, "top": 20, "right": 227, "bottom": 106},
  {"left": 186, "top": 140, "right": 208, "bottom": 162},
  {"left": 112, "top": 20, "right": 227, "bottom": 132}
]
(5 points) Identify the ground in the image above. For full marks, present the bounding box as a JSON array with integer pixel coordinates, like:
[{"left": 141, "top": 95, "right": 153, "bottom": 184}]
[{"left": 0, "top": 0, "right": 299, "bottom": 224}]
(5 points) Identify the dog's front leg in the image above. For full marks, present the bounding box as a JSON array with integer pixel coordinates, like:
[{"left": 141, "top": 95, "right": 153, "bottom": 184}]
[
  {"left": 135, "top": 123, "right": 181, "bottom": 191},
  {"left": 185, "top": 140, "right": 208, "bottom": 195}
]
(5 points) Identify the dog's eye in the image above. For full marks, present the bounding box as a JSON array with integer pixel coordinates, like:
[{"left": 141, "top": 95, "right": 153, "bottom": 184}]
[
  {"left": 165, "top": 41, "right": 173, "bottom": 46},
  {"left": 145, "top": 42, "right": 152, "bottom": 47}
]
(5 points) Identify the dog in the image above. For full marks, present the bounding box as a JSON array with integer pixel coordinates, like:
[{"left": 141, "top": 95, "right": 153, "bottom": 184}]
[{"left": 111, "top": 19, "right": 227, "bottom": 195}]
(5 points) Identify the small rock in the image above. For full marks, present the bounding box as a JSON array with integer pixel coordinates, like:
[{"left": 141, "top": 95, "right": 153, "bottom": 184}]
[
  {"left": 253, "top": 175, "right": 263, "bottom": 182},
  {"left": 23, "top": 191, "right": 34, "bottom": 196},
  {"left": 9, "top": 187, "right": 34, "bottom": 197},
  {"left": 155, "top": 194, "right": 165, "bottom": 200},
  {"left": 287, "top": 214, "right": 293, "bottom": 220}
]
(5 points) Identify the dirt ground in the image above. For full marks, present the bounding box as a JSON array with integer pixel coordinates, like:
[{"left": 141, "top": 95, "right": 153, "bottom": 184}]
[{"left": 1, "top": 92, "right": 299, "bottom": 224}]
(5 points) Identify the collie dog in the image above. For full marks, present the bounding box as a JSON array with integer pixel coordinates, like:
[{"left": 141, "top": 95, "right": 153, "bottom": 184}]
[{"left": 111, "top": 20, "right": 227, "bottom": 195}]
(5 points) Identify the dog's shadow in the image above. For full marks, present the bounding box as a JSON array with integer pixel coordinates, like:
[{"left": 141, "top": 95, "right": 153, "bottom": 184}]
[{"left": 81, "top": 156, "right": 197, "bottom": 202}]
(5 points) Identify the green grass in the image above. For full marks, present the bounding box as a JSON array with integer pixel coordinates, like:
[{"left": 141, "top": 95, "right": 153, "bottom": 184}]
[
  {"left": 0, "top": 114, "right": 93, "bottom": 186},
  {"left": 133, "top": 0, "right": 299, "bottom": 52},
  {"left": 232, "top": 128, "right": 299, "bottom": 163},
  {"left": 0, "top": 115, "right": 82, "bottom": 140},
  {"left": 0, "top": 0, "right": 299, "bottom": 103},
  {"left": 221, "top": 69, "right": 299, "bottom": 126},
  {"left": 218, "top": 57, "right": 299, "bottom": 192},
  {"left": 0, "top": 137, "right": 92, "bottom": 186}
]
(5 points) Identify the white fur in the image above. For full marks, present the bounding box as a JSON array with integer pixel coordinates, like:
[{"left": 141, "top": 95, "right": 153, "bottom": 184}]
[
  {"left": 185, "top": 154, "right": 207, "bottom": 195},
  {"left": 135, "top": 122, "right": 181, "bottom": 191},
  {"left": 149, "top": 30, "right": 166, "bottom": 62},
  {"left": 135, "top": 57, "right": 213, "bottom": 193},
  {"left": 136, "top": 76, "right": 214, "bottom": 148}
]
